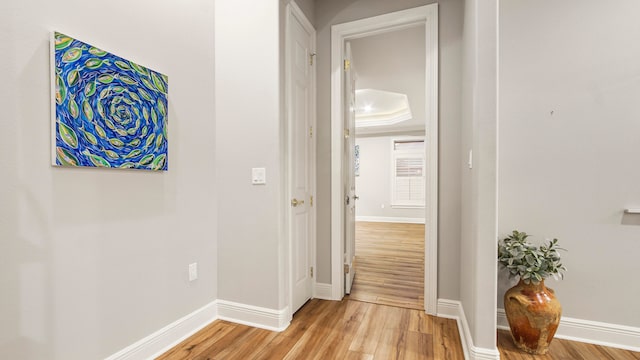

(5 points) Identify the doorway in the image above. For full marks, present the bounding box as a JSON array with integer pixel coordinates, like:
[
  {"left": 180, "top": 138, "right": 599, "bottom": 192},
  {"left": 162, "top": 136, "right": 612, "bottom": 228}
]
[
  {"left": 348, "top": 25, "right": 427, "bottom": 310},
  {"left": 330, "top": 4, "right": 439, "bottom": 314}
]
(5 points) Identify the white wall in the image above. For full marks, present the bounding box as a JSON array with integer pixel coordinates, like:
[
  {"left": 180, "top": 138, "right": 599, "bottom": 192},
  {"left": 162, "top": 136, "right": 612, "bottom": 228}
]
[
  {"left": 499, "top": 0, "right": 640, "bottom": 328},
  {"left": 215, "top": 0, "right": 285, "bottom": 311},
  {"left": 315, "top": 0, "right": 463, "bottom": 302},
  {"left": 350, "top": 26, "right": 426, "bottom": 135},
  {"left": 0, "top": 1, "right": 216, "bottom": 359},
  {"left": 355, "top": 136, "right": 425, "bottom": 220},
  {"left": 293, "top": 0, "right": 316, "bottom": 26},
  {"left": 460, "top": 0, "right": 499, "bottom": 353}
]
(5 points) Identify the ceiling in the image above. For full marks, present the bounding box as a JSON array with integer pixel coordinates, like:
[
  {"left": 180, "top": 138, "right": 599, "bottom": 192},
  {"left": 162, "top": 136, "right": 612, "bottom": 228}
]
[
  {"left": 355, "top": 89, "right": 412, "bottom": 127},
  {"left": 349, "top": 25, "right": 426, "bottom": 136}
]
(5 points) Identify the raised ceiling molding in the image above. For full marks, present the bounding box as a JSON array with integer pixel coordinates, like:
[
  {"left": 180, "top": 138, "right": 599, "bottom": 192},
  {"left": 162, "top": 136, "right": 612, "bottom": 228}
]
[{"left": 355, "top": 89, "right": 412, "bottom": 128}]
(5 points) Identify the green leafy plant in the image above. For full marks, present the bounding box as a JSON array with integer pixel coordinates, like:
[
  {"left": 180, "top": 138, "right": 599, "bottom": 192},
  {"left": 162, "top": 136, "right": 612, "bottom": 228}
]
[{"left": 498, "top": 230, "right": 567, "bottom": 284}]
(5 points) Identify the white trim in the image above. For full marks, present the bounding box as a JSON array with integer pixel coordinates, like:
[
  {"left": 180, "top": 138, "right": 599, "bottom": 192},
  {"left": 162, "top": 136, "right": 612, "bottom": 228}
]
[
  {"left": 217, "top": 300, "right": 290, "bottom": 332},
  {"left": 106, "top": 300, "right": 293, "bottom": 359},
  {"left": 330, "top": 4, "right": 439, "bottom": 316},
  {"left": 355, "top": 216, "right": 424, "bottom": 224},
  {"left": 470, "top": 347, "right": 502, "bottom": 360},
  {"left": 284, "top": 1, "right": 317, "bottom": 320},
  {"left": 497, "top": 308, "right": 640, "bottom": 353},
  {"left": 423, "top": 2, "right": 439, "bottom": 319},
  {"left": 105, "top": 301, "right": 218, "bottom": 360},
  {"left": 313, "top": 282, "right": 334, "bottom": 300},
  {"left": 330, "top": 17, "right": 344, "bottom": 302},
  {"left": 438, "top": 299, "right": 501, "bottom": 360},
  {"left": 389, "top": 205, "right": 425, "bottom": 209},
  {"left": 437, "top": 299, "right": 471, "bottom": 360},
  {"left": 50, "top": 31, "right": 57, "bottom": 166}
]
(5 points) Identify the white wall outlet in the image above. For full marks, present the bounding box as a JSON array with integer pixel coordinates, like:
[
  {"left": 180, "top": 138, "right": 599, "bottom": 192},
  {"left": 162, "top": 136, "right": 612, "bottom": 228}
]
[
  {"left": 188, "top": 262, "right": 198, "bottom": 282},
  {"left": 252, "top": 167, "right": 266, "bottom": 185}
]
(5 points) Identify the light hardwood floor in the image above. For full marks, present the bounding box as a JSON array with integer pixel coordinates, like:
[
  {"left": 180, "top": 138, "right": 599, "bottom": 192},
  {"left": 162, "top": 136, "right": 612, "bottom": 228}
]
[
  {"left": 498, "top": 330, "right": 640, "bottom": 360},
  {"left": 350, "top": 221, "right": 425, "bottom": 310},
  {"left": 156, "top": 298, "right": 464, "bottom": 360},
  {"left": 157, "top": 221, "right": 640, "bottom": 359}
]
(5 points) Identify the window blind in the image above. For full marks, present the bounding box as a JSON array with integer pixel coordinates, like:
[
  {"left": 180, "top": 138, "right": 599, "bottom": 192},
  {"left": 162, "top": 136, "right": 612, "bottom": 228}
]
[{"left": 391, "top": 140, "right": 425, "bottom": 207}]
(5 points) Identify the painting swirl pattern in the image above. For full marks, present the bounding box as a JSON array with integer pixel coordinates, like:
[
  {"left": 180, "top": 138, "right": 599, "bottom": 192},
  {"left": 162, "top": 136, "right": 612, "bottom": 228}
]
[{"left": 53, "top": 32, "right": 168, "bottom": 171}]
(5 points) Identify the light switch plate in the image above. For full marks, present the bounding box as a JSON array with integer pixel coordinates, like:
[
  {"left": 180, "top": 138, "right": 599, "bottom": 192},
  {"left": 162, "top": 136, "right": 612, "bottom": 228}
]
[
  {"left": 188, "top": 263, "right": 198, "bottom": 281},
  {"left": 252, "top": 167, "right": 266, "bottom": 185}
]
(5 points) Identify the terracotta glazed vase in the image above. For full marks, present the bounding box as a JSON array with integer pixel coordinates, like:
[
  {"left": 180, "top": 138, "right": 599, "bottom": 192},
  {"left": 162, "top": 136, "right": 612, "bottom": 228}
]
[{"left": 504, "top": 279, "right": 562, "bottom": 355}]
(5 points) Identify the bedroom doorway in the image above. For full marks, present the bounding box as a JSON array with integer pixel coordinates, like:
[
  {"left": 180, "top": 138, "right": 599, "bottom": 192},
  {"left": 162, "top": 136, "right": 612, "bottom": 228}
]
[{"left": 330, "top": 4, "right": 439, "bottom": 314}]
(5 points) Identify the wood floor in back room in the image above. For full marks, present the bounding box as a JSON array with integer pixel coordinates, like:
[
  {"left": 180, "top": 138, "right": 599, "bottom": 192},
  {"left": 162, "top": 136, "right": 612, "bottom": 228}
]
[{"left": 349, "top": 221, "right": 425, "bottom": 310}]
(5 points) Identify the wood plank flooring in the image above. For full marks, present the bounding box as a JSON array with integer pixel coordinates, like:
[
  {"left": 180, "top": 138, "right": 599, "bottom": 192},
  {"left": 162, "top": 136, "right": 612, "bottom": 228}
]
[
  {"left": 156, "top": 299, "right": 464, "bottom": 360},
  {"left": 498, "top": 330, "right": 640, "bottom": 359},
  {"left": 157, "top": 220, "right": 639, "bottom": 359},
  {"left": 156, "top": 301, "right": 640, "bottom": 360},
  {"left": 349, "top": 222, "right": 425, "bottom": 310}
]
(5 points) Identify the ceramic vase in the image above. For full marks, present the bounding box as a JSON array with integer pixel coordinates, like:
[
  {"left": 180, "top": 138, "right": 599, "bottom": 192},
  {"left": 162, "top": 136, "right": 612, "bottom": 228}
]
[{"left": 504, "top": 279, "right": 562, "bottom": 354}]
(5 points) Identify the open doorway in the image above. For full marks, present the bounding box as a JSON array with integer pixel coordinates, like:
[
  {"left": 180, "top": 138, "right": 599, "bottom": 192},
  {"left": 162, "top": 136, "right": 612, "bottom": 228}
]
[
  {"left": 348, "top": 26, "right": 426, "bottom": 310},
  {"left": 330, "top": 4, "right": 438, "bottom": 314}
]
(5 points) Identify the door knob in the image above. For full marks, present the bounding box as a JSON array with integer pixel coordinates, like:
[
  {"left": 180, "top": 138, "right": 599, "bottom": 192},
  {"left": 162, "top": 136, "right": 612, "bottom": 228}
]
[
  {"left": 353, "top": 195, "right": 359, "bottom": 200},
  {"left": 291, "top": 198, "right": 305, "bottom": 207}
]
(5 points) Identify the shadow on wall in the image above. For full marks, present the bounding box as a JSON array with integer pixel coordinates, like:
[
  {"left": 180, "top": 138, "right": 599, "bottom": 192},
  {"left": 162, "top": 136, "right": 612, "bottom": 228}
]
[
  {"left": 316, "top": 0, "right": 437, "bottom": 29},
  {"left": 1, "top": 187, "right": 53, "bottom": 358},
  {"left": 0, "top": 36, "right": 54, "bottom": 359},
  {"left": 621, "top": 212, "right": 640, "bottom": 226},
  {"left": 0, "top": 176, "right": 53, "bottom": 359}
]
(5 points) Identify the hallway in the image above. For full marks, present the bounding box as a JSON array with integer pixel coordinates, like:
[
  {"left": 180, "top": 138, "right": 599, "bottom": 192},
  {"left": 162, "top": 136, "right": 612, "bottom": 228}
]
[
  {"left": 157, "top": 298, "right": 464, "bottom": 359},
  {"left": 157, "top": 218, "right": 639, "bottom": 359}
]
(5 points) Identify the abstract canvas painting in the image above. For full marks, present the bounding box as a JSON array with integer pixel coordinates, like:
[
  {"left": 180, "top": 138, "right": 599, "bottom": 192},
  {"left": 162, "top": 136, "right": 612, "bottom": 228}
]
[{"left": 51, "top": 31, "right": 168, "bottom": 171}]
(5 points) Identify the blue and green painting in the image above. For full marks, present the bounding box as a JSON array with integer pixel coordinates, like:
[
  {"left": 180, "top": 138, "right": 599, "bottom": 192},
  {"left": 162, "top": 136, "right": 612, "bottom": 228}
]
[{"left": 52, "top": 31, "right": 168, "bottom": 171}]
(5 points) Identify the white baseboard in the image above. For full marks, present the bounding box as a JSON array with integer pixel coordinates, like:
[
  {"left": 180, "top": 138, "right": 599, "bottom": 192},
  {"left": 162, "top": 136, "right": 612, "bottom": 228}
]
[
  {"left": 106, "top": 300, "right": 292, "bottom": 359},
  {"left": 438, "top": 299, "right": 500, "bottom": 360},
  {"left": 355, "top": 216, "right": 425, "bottom": 224},
  {"left": 217, "top": 300, "right": 290, "bottom": 332},
  {"left": 105, "top": 300, "right": 218, "bottom": 360},
  {"left": 497, "top": 308, "right": 640, "bottom": 353},
  {"left": 314, "top": 282, "right": 333, "bottom": 300},
  {"left": 437, "top": 299, "right": 471, "bottom": 359}
]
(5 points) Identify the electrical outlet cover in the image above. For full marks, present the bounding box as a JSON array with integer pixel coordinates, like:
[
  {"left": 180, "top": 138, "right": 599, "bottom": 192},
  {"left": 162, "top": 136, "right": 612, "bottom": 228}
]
[{"left": 188, "top": 263, "right": 198, "bottom": 281}]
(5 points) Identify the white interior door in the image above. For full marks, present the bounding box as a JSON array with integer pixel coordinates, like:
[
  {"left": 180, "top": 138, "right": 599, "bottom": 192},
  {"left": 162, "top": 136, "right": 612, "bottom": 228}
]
[
  {"left": 344, "top": 42, "right": 357, "bottom": 294},
  {"left": 288, "top": 4, "right": 315, "bottom": 313}
]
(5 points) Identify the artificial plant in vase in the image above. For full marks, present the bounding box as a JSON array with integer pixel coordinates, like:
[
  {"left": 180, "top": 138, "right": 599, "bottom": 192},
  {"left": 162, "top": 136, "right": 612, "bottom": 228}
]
[{"left": 498, "top": 230, "right": 567, "bottom": 355}]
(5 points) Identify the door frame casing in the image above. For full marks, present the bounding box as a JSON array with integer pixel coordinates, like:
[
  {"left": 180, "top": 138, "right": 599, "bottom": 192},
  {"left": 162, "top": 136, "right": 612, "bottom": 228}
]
[
  {"left": 284, "top": 1, "right": 317, "bottom": 318},
  {"left": 329, "top": 4, "right": 439, "bottom": 315},
  {"left": 343, "top": 42, "right": 356, "bottom": 294}
]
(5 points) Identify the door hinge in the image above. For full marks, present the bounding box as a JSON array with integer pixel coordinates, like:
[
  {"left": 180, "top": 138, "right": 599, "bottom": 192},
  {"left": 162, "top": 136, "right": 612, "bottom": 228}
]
[
  {"left": 344, "top": 264, "right": 350, "bottom": 274},
  {"left": 310, "top": 267, "right": 314, "bottom": 277},
  {"left": 344, "top": 128, "right": 350, "bottom": 139},
  {"left": 344, "top": 59, "right": 351, "bottom": 71},
  {"left": 310, "top": 195, "right": 313, "bottom": 207},
  {"left": 309, "top": 126, "right": 313, "bottom": 138},
  {"left": 309, "top": 53, "right": 316, "bottom": 66}
]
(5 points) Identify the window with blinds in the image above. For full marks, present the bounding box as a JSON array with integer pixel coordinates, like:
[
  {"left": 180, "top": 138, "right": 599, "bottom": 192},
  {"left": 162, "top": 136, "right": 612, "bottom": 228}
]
[{"left": 391, "top": 139, "right": 425, "bottom": 208}]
